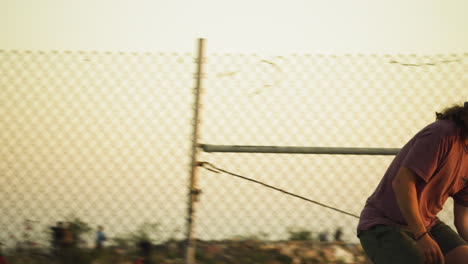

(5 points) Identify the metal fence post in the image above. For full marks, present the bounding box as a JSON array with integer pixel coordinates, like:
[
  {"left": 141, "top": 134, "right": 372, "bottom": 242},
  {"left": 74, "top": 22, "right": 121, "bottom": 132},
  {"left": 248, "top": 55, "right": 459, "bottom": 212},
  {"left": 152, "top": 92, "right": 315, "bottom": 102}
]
[{"left": 185, "top": 38, "right": 205, "bottom": 264}]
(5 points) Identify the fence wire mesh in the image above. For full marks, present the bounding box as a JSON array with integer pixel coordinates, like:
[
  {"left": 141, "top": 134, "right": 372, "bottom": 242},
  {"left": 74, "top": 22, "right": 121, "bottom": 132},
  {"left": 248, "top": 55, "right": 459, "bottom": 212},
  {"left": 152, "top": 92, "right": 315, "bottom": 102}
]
[
  {"left": 0, "top": 50, "right": 194, "bottom": 249},
  {"left": 197, "top": 53, "right": 467, "bottom": 243},
  {"left": 1, "top": 50, "right": 467, "bottom": 253}
]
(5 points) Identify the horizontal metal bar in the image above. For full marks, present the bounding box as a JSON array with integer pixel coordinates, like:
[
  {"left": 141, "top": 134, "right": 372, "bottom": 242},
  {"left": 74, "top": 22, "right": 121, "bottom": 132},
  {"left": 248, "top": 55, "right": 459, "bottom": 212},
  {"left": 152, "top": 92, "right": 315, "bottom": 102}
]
[{"left": 200, "top": 144, "right": 400, "bottom": 155}]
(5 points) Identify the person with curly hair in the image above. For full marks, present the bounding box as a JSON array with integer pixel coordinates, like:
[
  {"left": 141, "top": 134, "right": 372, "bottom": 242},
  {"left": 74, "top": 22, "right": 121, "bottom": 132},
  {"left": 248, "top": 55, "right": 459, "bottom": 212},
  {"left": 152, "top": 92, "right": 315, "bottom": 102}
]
[{"left": 357, "top": 102, "right": 468, "bottom": 264}]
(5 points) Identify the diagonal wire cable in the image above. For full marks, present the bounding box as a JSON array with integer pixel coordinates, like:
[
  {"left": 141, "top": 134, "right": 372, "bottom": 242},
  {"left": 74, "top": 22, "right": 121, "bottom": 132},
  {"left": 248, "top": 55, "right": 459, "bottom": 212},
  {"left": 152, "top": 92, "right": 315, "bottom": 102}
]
[{"left": 198, "top": 162, "right": 360, "bottom": 219}]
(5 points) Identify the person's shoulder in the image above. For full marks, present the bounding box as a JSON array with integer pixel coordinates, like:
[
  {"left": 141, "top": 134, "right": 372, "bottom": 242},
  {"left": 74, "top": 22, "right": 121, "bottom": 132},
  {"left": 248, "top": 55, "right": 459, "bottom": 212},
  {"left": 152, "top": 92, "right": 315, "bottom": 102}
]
[{"left": 422, "top": 120, "right": 458, "bottom": 138}]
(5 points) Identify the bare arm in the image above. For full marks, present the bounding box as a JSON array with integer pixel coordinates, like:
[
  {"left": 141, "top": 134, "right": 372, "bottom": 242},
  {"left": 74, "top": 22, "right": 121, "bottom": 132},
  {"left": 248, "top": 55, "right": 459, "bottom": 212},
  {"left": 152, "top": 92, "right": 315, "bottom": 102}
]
[
  {"left": 392, "top": 166, "right": 426, "bottom": 236},
  {"left": 392, "top": 166, "right": 444, "bottom": 264},
  {"left": 454, "top": 202, "right": 468, "bottom": 242}
]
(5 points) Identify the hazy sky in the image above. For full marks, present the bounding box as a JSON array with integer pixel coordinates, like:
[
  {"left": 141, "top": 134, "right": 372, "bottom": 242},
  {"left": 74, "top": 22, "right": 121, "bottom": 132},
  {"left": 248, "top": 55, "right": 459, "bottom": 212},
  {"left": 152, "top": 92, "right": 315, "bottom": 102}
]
[{"left": 1, "top": 0, "right": 467, "bottom": 53}]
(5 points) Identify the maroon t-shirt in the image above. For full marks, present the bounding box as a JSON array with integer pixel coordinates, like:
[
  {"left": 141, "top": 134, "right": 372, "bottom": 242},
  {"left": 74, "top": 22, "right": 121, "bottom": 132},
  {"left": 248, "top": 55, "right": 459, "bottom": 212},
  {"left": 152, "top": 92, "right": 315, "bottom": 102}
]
[{"left": 358, "top": 120, "right": 468, "bottom": 231}]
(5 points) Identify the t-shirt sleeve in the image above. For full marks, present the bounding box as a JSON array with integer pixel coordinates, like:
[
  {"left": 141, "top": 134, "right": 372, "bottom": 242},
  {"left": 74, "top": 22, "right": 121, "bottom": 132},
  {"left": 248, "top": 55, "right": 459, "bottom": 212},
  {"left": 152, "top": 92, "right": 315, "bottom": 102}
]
[
  {"left": 401, "top": 131, "right": 448, "bottom": 182},
  {"left": 453, "top": 186, "right": 468, "bottom": 207}
]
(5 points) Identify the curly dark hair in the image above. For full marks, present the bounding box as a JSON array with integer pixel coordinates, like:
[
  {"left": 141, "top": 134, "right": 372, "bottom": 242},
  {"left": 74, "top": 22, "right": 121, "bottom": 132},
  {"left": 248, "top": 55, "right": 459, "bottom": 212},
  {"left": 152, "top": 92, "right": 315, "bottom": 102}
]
[{"left": 435, "top": 102, "right": 468, "bottom": 139}]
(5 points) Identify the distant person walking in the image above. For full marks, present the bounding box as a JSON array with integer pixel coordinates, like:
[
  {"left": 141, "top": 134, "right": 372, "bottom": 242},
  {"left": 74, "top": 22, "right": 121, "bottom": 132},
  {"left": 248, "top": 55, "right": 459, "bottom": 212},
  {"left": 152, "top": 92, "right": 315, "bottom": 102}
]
[
  {"left": 51, "top": 221, "right": 64, "bottom": 254},
  {"left": 357, "top": 102, "right": 468, "bottom": 264},
  {"left": 59, "top": 222, "right": 75, "bottom": 264},
  {"left": 134, "top": 240, "right": 152, "bottom": 264},
  {"left": 62, "top": 222, "right": 74, "bottom": 248},
  {"left": 95, "top": 225, "right": 106, "bottom": 249},
  {"left": 334, "top": 227, "right": 343, "bottom": 242}
]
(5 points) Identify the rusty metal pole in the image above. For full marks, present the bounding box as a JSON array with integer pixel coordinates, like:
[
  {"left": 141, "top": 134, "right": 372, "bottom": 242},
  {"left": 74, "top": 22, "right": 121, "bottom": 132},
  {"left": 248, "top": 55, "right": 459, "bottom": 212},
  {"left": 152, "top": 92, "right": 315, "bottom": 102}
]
[{"left": 185, "top": 38, "right": 205, "bottom": 264}]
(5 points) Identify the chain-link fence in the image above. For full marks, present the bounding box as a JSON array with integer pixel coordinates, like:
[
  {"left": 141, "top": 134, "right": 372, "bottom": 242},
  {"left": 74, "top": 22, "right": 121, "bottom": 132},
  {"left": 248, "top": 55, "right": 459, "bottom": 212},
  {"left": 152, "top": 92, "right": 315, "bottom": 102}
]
[
  {"left": 196, "top": 53, "right": 468, "bottom": 243},
  {"left": 0, "top": 50, "right": 195, "bottom": 250},
  {"left": 1, "top": 49, "right": 467, "bottom": 254}
]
